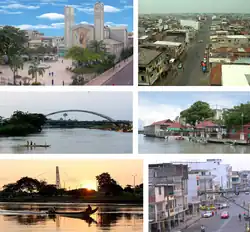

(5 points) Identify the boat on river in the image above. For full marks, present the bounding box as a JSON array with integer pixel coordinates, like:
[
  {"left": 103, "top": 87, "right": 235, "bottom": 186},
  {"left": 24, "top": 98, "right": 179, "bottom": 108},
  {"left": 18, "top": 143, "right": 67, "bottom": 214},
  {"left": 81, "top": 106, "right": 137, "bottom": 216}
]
[
  {"left": 17, "top": 144, "right": 51, "bottom": 148},
  {"left": 48, "top": 207, "right": 98, "bottom": 219},
  {"left": 175, "top": 136, "right": 185, "bottom": 140}
]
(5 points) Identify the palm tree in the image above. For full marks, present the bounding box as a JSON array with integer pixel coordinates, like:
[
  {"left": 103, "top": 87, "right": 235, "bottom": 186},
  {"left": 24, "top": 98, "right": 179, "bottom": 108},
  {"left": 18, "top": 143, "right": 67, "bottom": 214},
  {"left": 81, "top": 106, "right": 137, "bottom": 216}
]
[
  {"left": 28, "top": 61, "right": 45, "bottom": 83},
  {"left": 88, "top": 40, "right": 106, "bottom": 54},
  {"left": 8, "top": 55, "right": 24, "bottom": 85},
  {"left": 63, "top": 113, "right": 68, "bottom": 120}
]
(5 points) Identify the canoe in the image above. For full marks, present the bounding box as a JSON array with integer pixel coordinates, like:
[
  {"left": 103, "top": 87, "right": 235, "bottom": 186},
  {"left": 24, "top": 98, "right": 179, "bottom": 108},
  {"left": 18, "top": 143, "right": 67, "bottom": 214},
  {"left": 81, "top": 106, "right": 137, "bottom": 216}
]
[
  {"left": 50, "top": 207, "right": 98, "bottom": 218},
  {"left": 18, "top": 145, "right": 51, "bottom": 148}
]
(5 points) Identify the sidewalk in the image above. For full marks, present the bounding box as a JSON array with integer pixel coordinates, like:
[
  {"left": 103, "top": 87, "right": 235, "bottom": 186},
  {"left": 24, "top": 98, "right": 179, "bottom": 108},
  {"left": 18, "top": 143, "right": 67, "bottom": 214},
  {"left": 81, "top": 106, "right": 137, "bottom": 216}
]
[
  {"left": 173, "top": 215, "right": 201, "bottom": 231},
  {"left": 85, "top": 56, "right": 133, "bottom": 85}
]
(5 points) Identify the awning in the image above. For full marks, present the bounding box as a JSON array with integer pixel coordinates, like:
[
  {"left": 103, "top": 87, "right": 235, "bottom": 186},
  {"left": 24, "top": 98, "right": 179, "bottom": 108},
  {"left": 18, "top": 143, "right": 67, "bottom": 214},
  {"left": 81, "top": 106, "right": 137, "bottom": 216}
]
[{"left": 167, "top": 128, "right": 181, "bottom": 131}]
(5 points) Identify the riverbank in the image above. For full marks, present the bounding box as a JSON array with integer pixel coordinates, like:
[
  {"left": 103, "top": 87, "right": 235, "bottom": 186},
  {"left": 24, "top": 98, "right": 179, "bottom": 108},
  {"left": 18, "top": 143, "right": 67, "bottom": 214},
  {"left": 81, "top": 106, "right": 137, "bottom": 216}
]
[{"left": 0, "top": 195, "right": 143, "bottom": 204}]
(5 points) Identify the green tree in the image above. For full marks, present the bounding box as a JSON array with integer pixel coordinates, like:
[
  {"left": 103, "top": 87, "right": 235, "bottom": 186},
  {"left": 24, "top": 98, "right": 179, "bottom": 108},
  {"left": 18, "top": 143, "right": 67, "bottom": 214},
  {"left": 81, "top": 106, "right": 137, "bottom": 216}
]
[
  {"left": 88, "top": 40, "right": 106, "bottom": 54},
  {"left": 28, "top": 61, "right": 45, "bottom": 83},
  {"left": 180, "top": 101, "right": 215, "bottom": 126},
  {"left": 8, "top": 55, "right": 24, "bottom": 85},
  {"left": 223, "top": 102, "right": 250, "bottom": 129}
]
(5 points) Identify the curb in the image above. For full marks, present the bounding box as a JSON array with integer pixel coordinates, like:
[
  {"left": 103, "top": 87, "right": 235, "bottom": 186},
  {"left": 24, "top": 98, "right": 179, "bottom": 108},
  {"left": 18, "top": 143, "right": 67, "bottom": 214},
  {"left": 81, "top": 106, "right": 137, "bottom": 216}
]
[{"left": 184, "top": 216, "right": 202, "bottom": 229}]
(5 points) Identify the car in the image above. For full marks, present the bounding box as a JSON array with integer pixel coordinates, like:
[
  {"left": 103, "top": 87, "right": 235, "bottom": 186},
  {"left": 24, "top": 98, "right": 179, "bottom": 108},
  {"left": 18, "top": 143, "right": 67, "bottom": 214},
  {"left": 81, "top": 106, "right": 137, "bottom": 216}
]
[
  {"left": 178, "top": 63, "right": 183, "bottom": 69},
  {"left": 245, "top": 192, "right": 249, "bottom": 195},
  {"left": 203, "top": 211, "right": 213, "bottom": 218},
  {"left": 222, "top": 203, "right": 229, "bottom": 208},
  {"left": 199, "top": 40, "right": 203, "bottom": 43},
  {"left": 221, "top": 211, "right": 229, "bottom": 219}
]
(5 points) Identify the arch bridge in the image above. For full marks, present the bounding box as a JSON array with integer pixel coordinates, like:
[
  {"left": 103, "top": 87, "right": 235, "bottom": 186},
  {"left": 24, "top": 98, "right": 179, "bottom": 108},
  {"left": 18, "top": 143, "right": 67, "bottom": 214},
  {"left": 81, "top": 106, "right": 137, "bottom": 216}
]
[{"left": 45, "top": 109, "right": 116, "bottom": 122}]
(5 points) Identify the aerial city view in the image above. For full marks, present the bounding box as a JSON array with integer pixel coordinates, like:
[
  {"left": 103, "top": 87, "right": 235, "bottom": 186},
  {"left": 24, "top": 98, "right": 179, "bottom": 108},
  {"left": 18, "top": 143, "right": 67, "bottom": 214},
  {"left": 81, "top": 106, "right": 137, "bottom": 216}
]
[
  {"left": 139, "top": 91, "right": 250, "bottom": 154},
  {"left": 0, "top": 0, "right": 133, "bottom": 85},
  {"left": 138, "top": 0, "right": 250, "bottom": 86},
  {"left": 148, "top": 155, "right": 250, "bottom": 232},
  {"left": 0, "top": 91, "right": 133, "bottom": 154},
  {"left": 0, "top": 159, "right": 143, "bottom": 232}
]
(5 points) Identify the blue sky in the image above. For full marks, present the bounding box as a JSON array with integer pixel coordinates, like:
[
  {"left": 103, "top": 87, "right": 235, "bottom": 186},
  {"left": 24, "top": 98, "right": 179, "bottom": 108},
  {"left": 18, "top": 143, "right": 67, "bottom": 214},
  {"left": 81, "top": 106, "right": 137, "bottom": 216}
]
[
  {"left": 0, "top": 0, "right": 133, "bottom": 36},
  {"left": 139, "top": 91, "right": 250, "bottom": 128}
]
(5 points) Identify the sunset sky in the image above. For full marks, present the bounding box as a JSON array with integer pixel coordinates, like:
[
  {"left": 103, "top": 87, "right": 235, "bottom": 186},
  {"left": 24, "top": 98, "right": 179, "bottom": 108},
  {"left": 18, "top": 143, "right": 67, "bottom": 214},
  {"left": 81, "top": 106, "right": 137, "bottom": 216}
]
[{"left": 0, "top": 160, "right": 143, "bottom": 190}]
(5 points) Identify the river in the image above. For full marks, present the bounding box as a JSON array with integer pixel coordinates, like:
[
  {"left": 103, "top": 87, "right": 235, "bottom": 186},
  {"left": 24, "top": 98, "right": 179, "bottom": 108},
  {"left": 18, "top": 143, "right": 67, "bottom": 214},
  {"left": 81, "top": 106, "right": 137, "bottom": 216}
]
[
  {"left": 0, "top": 203, "right": 142, "bottom": 232},
  {"left": 0, "top": 129, "right": 132, "bottom": 154},
  {"left": 138, "top": 135, "right": 250, "bottom": 154}
]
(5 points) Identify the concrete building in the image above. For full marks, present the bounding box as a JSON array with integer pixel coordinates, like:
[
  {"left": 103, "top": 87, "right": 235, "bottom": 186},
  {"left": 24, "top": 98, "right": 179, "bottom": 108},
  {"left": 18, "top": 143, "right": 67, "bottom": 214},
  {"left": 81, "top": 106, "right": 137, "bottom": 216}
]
[
  {"left": 23, "top": 30, "right": 44, "bottom": 40},
  {"left": 149, "top": 163, "right": 188, "bottom": 232},
  {"left": 94, "top": 1, "right": 104, "bottom": 41},
  {"left": 177, "top": 159, "right": 232, "bottom": 191},
  {"left": 65, "top": 2, "right": 129, "bottom": 59},
  {"left": 64, "top": 6, "right": 75, "bottom": 48},
  {"left": 231, "top": 171, "right": 241, "bottom": 191},
  {"left": 180, "top": 19, "right": 200, "bottom": 30},
  {"left": 240, "top": 171, "right": 250, "bottom": 190},
  {"left": 210, "top": 35, "right": 250, "bottom": 49},
  {"left": 138, "top": 48, "right": 166, "bottom": 86}
]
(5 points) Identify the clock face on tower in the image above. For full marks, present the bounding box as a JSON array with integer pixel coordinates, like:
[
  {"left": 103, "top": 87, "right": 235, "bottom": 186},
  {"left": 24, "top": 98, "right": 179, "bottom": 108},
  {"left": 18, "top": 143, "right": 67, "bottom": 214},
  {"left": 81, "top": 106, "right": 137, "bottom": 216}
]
[{"left": 95, "top": 4, "right": 101, "bottom": 11}]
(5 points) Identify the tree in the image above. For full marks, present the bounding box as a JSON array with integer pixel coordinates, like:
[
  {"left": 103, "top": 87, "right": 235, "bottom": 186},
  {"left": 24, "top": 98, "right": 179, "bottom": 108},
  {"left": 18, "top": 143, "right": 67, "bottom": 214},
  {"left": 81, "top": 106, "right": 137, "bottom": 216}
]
[
  {"left": 124, "top": 185, "right": 133, "bottom": 193},
  {"left": 88, "top": 40, "right": 106, "bottom": 54},
  {"left": 28, "top": 61, "right": 45, "bottom": 83},
  {"left": 96, "top": 172, "right": 113, "bottom": 190},
  {"left": 223, "top": 102, "right": 250, "bottom": 129},
  {"left": 39, "top": 184, "right": 58, "bottom": 196},
  {"left": 180, "top": 101, "right": 215, "bottom": 126},
  {"left": 8, "top": 55, "right": 24, "bottom": 84},
  {"left": 15, "top": 177, "right": 41, "bottom": 193}
]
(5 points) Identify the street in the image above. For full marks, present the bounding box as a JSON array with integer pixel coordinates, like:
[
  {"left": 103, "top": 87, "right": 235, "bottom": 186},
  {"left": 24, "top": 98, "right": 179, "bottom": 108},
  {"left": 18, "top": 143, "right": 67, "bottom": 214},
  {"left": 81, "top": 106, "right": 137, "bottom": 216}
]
[
  {"left": 174, "top": 20, "right": 212, "bottom": 86},
  {"left": 104, "top": 60, "right": 133, "bottom": 85},
  {"left": 183, "top": 193, "right": 250, "bottom": 232}
]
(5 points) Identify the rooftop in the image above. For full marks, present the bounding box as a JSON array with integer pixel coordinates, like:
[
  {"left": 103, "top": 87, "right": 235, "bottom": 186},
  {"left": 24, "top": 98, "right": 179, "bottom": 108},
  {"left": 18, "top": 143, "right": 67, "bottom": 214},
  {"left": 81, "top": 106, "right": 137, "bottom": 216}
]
[
  {"left": 139, "top": 35, "right": 148, "bottom": 40},
  {"left": 103, "top": 38, "right": 123, "bottom": 45},
  {"left": 153, "top": 40, "right": 182, "bottom": 47},
  {"left": 139, "top": 48, "right": 162, "bottom": 66}
]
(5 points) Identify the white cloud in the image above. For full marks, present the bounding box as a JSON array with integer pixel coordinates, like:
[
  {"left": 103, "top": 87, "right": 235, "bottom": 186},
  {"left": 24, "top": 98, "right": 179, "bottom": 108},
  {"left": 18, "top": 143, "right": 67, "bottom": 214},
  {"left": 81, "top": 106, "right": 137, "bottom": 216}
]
[
  {"left": 36, "top": 13, "right": 64, "bottom": 20},
  {"left": 78, "top": 5, "right": 121, "bottom": 14},
  {"left": 0, "top": 3, "right": 39, "bottom": 9},
  {"left": 124, "top": 5, "right": 133, "bottom": 9},
  {"left": 16, "top": 22, "right": 64, "bottom": 30},
  {"left": 139, "top": 98, "right": 184, "bottom": 127},
  {"left": 105, "top": 21, "right": 128, "bottom": 27},
  {"left": 80, "top": 21, "right": 93, "bottom": 25},
  {"left": 0, "top": 9, "right": 22, "bottom": 14}
]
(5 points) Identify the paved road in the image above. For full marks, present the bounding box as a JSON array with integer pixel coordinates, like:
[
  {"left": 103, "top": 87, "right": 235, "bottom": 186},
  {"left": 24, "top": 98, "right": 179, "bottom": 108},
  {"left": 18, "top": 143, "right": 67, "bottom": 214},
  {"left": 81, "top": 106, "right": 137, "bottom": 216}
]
[
  {"left": 175, "top": 19, "right": 212, "bottom": 86},
  {"left": 183, "top": 193, "right": 250, "bottom": 232},
  {"left": 104, "top": 60, "right": 133, "bottom": 85}
]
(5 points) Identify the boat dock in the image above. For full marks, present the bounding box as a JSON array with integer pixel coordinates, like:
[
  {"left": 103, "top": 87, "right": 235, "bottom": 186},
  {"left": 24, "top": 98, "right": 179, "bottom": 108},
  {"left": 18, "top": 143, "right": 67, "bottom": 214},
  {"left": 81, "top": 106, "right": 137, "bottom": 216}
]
[{"left": 207, "top": 138, "right": 249, "bottom": 145}]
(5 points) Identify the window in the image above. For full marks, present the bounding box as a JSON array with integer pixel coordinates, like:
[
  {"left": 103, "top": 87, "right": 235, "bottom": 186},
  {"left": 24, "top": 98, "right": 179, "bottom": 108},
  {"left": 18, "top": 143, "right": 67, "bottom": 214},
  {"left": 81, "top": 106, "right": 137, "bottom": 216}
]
[
  {"left": 158, "top": 187, "right": 161, "bottom": 195},
  {"left": 141, "top": 76, "right": 145, "bottom": 82},
  {"left": 197, "top": 180, "right": 200, "bottom": 186}
]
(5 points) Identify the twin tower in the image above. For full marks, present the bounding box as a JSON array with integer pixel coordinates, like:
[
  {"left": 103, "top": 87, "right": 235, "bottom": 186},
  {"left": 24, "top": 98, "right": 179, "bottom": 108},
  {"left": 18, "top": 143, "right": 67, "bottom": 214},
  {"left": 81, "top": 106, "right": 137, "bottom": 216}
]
[{"left": 64, "top": 2, "right": 104, "bottom": 48}]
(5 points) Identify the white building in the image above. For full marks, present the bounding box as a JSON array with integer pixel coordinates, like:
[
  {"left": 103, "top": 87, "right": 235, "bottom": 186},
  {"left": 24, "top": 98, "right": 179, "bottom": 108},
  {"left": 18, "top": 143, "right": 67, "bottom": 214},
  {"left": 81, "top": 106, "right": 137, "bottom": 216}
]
[
  {"left": 64, "top": 6, "right": 75, "bottom": 48},
  {"left": 180, "top": 19, "right": 200, "bottom": 31}
]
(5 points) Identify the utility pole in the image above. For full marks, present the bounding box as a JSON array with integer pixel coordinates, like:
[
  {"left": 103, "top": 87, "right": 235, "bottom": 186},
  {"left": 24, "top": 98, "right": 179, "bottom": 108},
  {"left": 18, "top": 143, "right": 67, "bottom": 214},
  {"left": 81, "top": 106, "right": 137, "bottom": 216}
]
[{"left": 132, "top": 174, "right": 137, "bottom": 193}]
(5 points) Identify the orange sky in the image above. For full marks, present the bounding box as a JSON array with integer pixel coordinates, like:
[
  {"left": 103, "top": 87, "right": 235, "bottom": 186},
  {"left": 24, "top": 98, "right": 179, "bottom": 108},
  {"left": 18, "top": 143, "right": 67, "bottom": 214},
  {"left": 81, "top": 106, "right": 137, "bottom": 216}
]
[{"left": 0, "top": 160, "right": 143, "bottom": 190}]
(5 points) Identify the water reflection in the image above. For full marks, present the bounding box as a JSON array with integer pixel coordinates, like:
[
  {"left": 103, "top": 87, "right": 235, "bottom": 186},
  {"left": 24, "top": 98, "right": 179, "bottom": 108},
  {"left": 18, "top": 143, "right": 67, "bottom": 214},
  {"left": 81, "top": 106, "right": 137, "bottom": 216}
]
[{"left": 0, "top": 204, "right": 143, "bottom": 232}]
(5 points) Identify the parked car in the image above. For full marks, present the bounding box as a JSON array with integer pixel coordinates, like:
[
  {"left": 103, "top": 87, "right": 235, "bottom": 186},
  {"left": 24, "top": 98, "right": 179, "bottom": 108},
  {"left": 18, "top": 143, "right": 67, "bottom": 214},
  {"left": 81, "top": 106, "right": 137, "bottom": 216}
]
[
  {"left": 222, "top": 203, "right": 229, "bottom": 208},
  {"left": 203, "top": 211, "right": 213, "bottom": 218},
  {"left": 199, "top": 40, "right": 203, "bottom": 43},
  {"left": 245, "top": 192, "right": 249, "bottom": 195},
  {"left": 221, "top": 211, "right": 229, "bottom": 219}
]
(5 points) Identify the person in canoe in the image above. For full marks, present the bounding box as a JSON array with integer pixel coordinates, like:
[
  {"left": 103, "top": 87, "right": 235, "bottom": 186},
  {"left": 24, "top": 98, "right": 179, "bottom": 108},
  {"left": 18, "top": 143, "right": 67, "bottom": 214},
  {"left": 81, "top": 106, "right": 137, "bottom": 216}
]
[{"left": 85, "top": 205, "right": 92, "bottom": 214}]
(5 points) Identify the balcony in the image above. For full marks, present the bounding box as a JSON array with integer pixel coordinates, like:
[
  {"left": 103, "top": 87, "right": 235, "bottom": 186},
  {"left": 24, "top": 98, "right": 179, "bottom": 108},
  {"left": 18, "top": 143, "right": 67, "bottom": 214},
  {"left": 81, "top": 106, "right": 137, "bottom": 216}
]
[{"left": 156, "top": 210, "right": 168, "bottom": 221}]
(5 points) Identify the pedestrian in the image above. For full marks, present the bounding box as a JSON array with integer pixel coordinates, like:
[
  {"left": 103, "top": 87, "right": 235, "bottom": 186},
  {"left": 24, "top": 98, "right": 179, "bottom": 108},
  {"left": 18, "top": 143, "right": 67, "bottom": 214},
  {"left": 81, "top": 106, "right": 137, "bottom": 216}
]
[
  {"left": 62, "top": 59, "right": 63, "bottom": 63},
  {"left": 49, "top": 72, "right": 51, "bottom": 76},
  {"left": 62, "top": 80, "right": 64, "bottom": 86},
  {"left": 51, "top": 72, "right": 54, "bottom": 77},
  {"left": 52, "top": 79, "right": 54, "bottom": 85}
]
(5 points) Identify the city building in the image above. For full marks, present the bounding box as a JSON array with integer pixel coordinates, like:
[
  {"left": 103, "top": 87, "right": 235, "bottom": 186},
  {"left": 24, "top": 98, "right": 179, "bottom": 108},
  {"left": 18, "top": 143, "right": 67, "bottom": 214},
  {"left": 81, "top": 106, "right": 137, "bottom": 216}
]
[
  {"left": 138, "top": 48, "right": 167, "bottom": 86},
  {"left": 239, "top": 171, "right": 250, "bottom": 190},
  {"left": 64, "top": 6, "right": 75, "bottom": 48},
  {"left": 180, "top": 19, "right": 200, "bottom": 30},
  {"left": 23, "top": 30, "right": 44, "bottom": 40},
  {"left": 63, "top": 2, "right": 129, "bottom": 59},
  {"left": 231, "top": 171, "right": 241, "bottom": 191},
  {"left": 149, "top": 163, "right": 188, "bottom": 232}
]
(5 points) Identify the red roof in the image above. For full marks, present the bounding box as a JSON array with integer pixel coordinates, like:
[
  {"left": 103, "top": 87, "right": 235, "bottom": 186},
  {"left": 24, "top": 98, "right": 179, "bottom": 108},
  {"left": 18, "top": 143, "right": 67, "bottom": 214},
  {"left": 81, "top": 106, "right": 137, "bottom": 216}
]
[
  {"left": 152, "top": 119, "right": 173, "bottom": 125},
  {"left": 196, "top": 120, "right": 218, "bottom": 129},
  {"left": 168, "top": 122, "right": 185, "bottom": 128}
]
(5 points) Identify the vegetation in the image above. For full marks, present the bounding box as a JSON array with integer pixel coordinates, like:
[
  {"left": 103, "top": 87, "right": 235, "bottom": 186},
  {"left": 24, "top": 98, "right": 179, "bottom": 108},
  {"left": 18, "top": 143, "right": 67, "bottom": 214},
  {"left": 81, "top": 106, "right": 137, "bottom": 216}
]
[
  {"left": 120, "top": 47, "right": 133, "bottom": 60},
  {"left": 0, "top": 172, "right": 143, "bottom": 203},
  {"left": 180, "top": 101, "right": 215, "bottom": 126},
  {"left": 28, "top": 61, "right": 46, "bottom": 83},
  {"left": 180, "top": 101, "right": 250, "bottom": 129},
  {"left": 0, "top": 111, "right": 47, "bottom": 136},
  {"left": 0, "top": 26, "right": 28, "bottom": 84}
]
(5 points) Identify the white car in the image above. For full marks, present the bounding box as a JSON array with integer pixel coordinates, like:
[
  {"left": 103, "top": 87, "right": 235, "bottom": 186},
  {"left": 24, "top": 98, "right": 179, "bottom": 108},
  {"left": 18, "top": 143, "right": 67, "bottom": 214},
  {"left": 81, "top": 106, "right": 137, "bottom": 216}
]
[
  {"left": 222, "top": 203, "right": 229, "bottom": 208},
  {"left": 203, "top": 211, "right": 213, "bottom": 218},
  {"left": 245, "top": 192, "right": 249, "bottom": 195}
]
